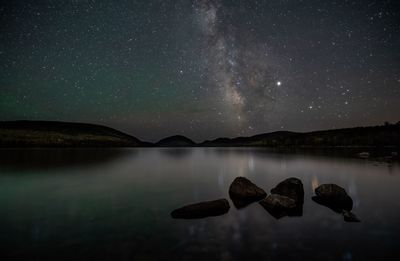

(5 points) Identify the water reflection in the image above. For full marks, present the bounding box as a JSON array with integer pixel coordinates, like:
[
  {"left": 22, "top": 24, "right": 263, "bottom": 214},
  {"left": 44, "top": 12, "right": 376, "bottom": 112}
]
[
  {"left": 209, "top": 147, "right": 400, "bottom": 169},
  {"left": 0, "top": 148, "right": 399, "bottom": 260},
  {"left": 159, "top": 148, "right": 193, "bottom": 158},
  {"left": 311, "top": 175, "right": 319, "bottom": 191},
  {"left": 0, "top": 148, "right": 131, "bottom": 171}
]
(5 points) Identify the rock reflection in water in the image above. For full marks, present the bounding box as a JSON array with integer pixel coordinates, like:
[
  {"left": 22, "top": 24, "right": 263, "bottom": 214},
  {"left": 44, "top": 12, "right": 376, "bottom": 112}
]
[{"left": 0, "top": 148, "right": 131, "bottom": 171}]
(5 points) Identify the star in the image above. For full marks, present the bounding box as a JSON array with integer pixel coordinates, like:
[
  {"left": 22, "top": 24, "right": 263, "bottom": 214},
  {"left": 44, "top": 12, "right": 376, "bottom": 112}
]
[{"left": 0, "top": 0, "right": 397, "bottom": 142}]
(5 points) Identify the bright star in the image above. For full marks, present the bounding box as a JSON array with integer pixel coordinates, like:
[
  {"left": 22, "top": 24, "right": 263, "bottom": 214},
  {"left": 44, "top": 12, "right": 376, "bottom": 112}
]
[{"left": 276, "top": 81, "right": 282, "bottom": 86}]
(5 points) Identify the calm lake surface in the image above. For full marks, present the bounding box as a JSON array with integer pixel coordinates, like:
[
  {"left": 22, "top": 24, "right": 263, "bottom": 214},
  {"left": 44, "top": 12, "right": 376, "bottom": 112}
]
[{"left": 0, "top": 148, "right": 399, "bottom": 261}]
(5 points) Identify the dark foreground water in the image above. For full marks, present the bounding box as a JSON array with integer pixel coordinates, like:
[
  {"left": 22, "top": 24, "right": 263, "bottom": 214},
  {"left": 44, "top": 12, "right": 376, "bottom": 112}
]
[{"left": 0, "top": 148, "right": 399, "bottom": 261}]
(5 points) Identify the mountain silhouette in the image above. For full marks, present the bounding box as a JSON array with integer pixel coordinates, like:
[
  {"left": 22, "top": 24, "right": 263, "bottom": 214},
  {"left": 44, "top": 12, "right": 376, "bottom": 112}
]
[{"left": 1, "top": 120, "right": 399, "bottom": 148}]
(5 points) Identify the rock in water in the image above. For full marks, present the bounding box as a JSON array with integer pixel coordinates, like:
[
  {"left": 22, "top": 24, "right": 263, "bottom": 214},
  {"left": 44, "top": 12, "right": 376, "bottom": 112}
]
[
  {"left": 270, "top": 177, "right": 304, "bottom": 204},
  {"left": 313, "top": 184, "right": 353, "bottom": 212},
  {"left": 229, "top": 177, "right": 267, "bottom": 201},
  {"left": 259, "top": 194, "right": 297, "bottom": 219},
  {"left": 230, "top": 198, "right": 258, "bottom": 209},
  {"left": 171, "top": 199, "right": 230, "bottom": 219},
  {"left": 343, "top": 210, "right": 361, "bottom": 222}
]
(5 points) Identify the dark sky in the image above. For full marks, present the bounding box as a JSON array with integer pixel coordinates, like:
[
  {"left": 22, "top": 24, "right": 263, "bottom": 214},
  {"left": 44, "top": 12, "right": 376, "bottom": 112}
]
[{"left": 1, "top": 0, "right": 399, "bottom": 142}]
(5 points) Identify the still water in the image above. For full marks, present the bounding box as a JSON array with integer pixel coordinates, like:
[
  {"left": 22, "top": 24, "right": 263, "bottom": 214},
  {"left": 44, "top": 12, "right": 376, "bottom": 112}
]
[{"left": 0, "top": 148, "right": 399, "bottom": 261}]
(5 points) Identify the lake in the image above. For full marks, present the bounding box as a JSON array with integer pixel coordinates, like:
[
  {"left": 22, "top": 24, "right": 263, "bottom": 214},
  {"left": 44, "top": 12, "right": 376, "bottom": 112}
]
[{"left": 0, "top": 148, "right": 399, "bottom": 261}]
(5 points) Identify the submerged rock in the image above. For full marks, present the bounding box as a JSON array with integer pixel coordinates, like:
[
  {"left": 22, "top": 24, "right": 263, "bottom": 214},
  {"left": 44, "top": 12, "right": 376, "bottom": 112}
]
[
  {"left": 259, "top": 194, "right": 297, "bottom": 219},
  {"left": 228, "top": 177, "right": 267, "bottom": 203},
  {"left": 343, "top": 210, "right": 361, "bottom": 222},
  {"left": 313, "top": 183, "right": 361, "bottom": 222},
  {"left": 270, "top": 177, "right": 304, "bottom": 204},
  {"left": 313, "top": 184, "right": 353, "bottom": 212},
  {"left": 171, "top": 199, "right": 230, "bottom": 219}
]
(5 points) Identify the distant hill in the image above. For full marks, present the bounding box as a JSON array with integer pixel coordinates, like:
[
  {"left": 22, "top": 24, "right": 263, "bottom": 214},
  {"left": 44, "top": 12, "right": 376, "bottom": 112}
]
[
  {"left": 0, "top": 121, "right": 148, "bottom": 147},
  {"left": 1, "top": 120, "right": 399, "bottom": 148},
  {"left": 201, "top": 124, "right": 400, "bottom": 147},
  {"left": 156, "top": 135, "right": 196, "bottom": 147}
]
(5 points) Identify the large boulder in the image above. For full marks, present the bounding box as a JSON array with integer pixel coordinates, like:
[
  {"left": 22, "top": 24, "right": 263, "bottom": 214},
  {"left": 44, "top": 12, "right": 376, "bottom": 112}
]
[
  {"left": 171, "top": 199, "right": 230, "bottom": 219},
  {"left": 312, "top": 184, "right": 353, "bottom": 212},
  {"left": 270, "top": 177, "right": 304, "bottom": 204},
  {"left": 312, "top": 183, "right": 360, "bottom": 222},
  {"left": 259, "top": 194, "right": 297, "bottom": 219},
  {"left": 229, "top": 177, "right": 267, "bottom": 201}
]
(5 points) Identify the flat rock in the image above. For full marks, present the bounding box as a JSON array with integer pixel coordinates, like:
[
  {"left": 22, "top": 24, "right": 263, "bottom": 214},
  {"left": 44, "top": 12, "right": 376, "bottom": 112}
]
[
  {"left": 270, "top": 177, "right": 304, "bottom": 204},
  {"left": 259, "top": 194, "right": 297, "bottom": 219},
  {"left": 313, "top": 184, "right": 353, "bottom": 212},
  {"left": 229, "top": 177, "right": 267, "bottom": 202},
  {"left": 171, "top": 199, "right": 230, "bottom": 219}
]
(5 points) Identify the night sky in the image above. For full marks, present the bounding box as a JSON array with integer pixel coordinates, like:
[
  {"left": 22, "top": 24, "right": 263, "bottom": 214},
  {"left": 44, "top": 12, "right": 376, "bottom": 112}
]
[{"left": 1, "top": 0, "right": 399, "bottom": 142}]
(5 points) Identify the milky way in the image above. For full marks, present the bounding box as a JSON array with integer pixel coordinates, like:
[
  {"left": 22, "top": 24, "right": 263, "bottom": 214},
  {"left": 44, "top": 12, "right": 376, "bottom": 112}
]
[
  {"left": 195, "top": 0, "right": 280, "bottom": 133},
  {"left": 0, "top": 0, "right": 399, "bottom": 141}
]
